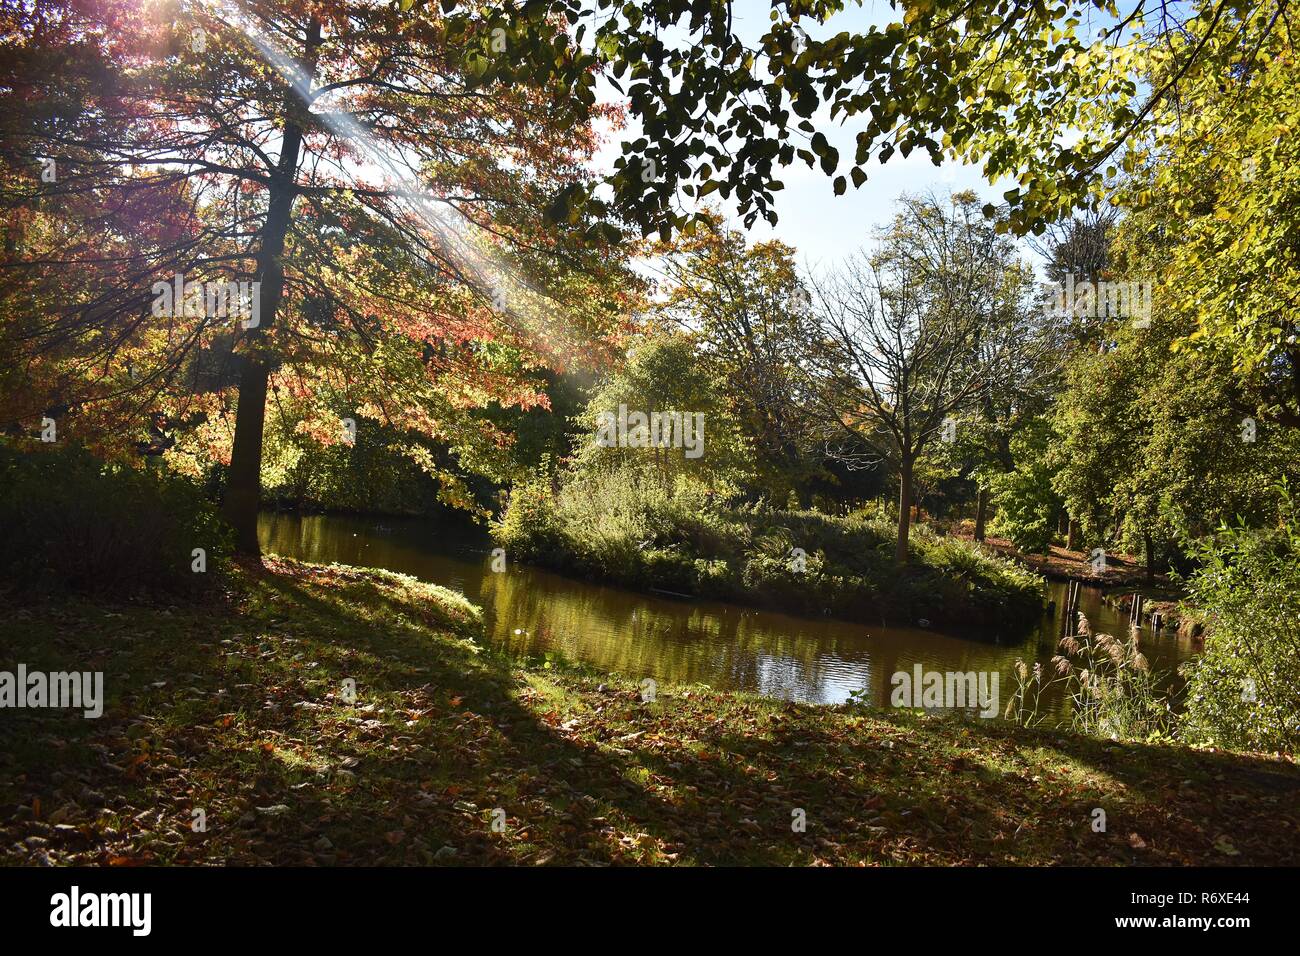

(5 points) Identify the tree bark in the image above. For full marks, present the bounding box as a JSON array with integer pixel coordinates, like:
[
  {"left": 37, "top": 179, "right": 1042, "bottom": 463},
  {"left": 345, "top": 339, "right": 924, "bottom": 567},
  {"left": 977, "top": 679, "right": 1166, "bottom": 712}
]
[
  {"left": 973, "top": 487, "right": 989, "bottom": 542},
  {"left": 1144, "top": 531, "right": 1156, "bottom": 584},
  {"left": 1066, "top": 516, "right": 1079, "bottom": 551},
  {"left": 223, "top": 19, "right": 321, "bottom": 555},
  {"left": 895, "top": 456, "right": 914, "bottom": 565}
]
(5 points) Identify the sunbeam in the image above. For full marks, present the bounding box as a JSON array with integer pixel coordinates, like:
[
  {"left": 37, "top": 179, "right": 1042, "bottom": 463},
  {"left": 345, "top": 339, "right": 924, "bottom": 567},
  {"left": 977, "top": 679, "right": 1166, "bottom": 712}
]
[{"left": 202, "top": 0, "right": 562, "bottom": 352}]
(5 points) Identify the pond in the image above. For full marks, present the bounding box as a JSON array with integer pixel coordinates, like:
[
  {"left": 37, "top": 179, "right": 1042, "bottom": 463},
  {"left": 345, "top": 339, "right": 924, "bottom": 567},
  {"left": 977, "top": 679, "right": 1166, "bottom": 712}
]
[{"left": 259, "top": 511, "right": 1196, "bottom": 714}]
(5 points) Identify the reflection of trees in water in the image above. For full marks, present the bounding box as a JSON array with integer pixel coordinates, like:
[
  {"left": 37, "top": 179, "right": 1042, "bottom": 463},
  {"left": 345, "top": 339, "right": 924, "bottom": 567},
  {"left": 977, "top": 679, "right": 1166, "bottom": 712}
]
[
  {"left": 260, "top": 514, "right": 1195, "bottom": 711},
  {"left": 259, "top": 513, "right": 379, "bottom": 569},
  {"left": 479, "top": 566, "right": 1051, "bottom": 706},
  {"left": 258, "top": 513, "right": 493, "bottom": 594}
]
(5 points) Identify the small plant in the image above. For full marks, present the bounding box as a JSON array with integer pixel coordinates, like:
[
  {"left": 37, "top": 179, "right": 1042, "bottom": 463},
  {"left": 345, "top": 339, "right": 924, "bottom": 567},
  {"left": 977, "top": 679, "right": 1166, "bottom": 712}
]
[
  {"left": 1006, "top": 612, "right": 1174, "bottom": 738},
  {"left": 1054, "top": 612, "right": 1172, "bottom": 739},
  {"left": 845, "top": 686, "right": 871, "bottom": 708},
  {"left": 1004, "top": 659, "right": 1061, "bottom": 728}
]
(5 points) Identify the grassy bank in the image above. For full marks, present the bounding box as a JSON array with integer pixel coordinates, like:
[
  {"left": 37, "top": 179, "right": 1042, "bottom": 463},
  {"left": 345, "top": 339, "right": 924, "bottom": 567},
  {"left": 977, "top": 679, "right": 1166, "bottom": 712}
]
[
  {"left": 3, "top": 559, "right": 1297, "bottom": 866},
  {"left": 498, "top": 474, "right": 1044, "bottom": 634}
]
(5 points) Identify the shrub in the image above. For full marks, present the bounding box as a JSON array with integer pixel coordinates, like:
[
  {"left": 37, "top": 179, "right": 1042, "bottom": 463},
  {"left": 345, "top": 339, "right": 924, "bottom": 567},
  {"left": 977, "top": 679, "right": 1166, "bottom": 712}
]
[
  {"left": 496, "top": 477, "right": 567, "bottom": 564},
  {"left": 987, "top": 416, "right": 1062, "bottom": 553},
  {"left": 0, "top": 442, "right": 231, "bottom": 599},
  {"left": 1178, "top": 507, "right": 1300, "bottom": 754},
  {"left": 496, "top": 461, "right": 1044, "bottom": 634}
]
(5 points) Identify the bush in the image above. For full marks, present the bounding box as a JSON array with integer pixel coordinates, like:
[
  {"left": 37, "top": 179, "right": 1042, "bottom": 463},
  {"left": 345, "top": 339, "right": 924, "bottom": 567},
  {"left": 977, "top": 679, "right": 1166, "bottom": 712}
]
[
  {"left": 496, "top": 461, "right": 1044, "bottom": 634},
  {"left": 0, "top": 442, "right": 231, "bottom": 599},
  {"left": 495, "top": 476, "right": 566, "bottom": 564},
  {"left": 1178, "top": 506, "right": 1300, "bottom": 754}
]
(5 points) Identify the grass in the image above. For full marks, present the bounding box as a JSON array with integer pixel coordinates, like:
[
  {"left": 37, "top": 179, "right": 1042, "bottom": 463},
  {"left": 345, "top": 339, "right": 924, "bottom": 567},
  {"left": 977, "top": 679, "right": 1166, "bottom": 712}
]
[
  {"left": 2, "top": 558, "right": 1297, "bottom": 866},
  {"left": 497, "top": 471, "right": 1045, "bottom": 634}
]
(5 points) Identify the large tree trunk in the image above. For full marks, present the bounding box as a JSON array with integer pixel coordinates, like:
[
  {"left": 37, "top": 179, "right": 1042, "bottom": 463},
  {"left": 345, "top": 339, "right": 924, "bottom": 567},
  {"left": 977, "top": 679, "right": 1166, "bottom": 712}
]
[
  {"left": 1066, "top": 516, "right": 1079, "bottom": 551},
  {"left": 973, "top": 487, "right": 990, "bottom": 542},
  {"left": 895, "top": 456, "right": 914, "bottom": 565},
  {"left": 1144, "top": 531, "right": 1156, "bottom": 584},
  {"left": 223, "top": 20, "right": 320, "bottom": 555}
]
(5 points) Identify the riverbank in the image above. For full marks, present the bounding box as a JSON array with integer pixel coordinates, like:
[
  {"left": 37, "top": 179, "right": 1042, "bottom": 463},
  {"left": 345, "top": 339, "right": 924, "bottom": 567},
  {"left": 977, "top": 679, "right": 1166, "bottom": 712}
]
[
  {"left": 946, "top": 535, "right": 1196, "bottom": 639},
  {"left": 962, "top": 535, "right": 1171, "bottom": 586},
  {"left": 3, "top": 558, "right": 1295, "bottom": 865},
  {"left": 498, "top": 485, "right": 1044, "bottom": 634},
  {"left": 959, "top": 535, "right": 1198, "bottom": 637}
]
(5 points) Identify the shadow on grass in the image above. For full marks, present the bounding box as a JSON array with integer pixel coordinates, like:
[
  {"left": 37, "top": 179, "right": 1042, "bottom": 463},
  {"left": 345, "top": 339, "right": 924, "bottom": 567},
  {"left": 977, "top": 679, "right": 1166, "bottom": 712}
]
[{"left": 1, "top": 559, "right": 1296, "bottom": 866}]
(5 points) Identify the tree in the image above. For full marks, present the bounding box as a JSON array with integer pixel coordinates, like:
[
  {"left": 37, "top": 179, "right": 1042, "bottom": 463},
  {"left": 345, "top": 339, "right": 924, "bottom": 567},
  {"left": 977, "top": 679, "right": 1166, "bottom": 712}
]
[
  {"left": 651, "top": 216, "right": 823, "bottom": 504},
  {"left": 1022, "top": 203, "right": 1119, "bottom": 549},
  {"left": 805, "top": 192, "right": 1036, "bottom": 564},
  {"left": 1052, "top": 305, "right": 1299, "bottom": 574},
  {"left": 984, "top": 414, "right": 1062, "bottom": 553},
  {"left": 1118, "top": 22, "right": 1300, "bottom": 418},
  {"left": 940, "top": 221, "right": 1057, "bottom": 541},
  {"left": 439, "top": 1, "right": 1295, "bottom": 236},
  {"left": 1, "top": 1, "right": 631, "bottom": 553},
  {"left": 1028, "top": 206, "right": 1117, "bottom": 292},
  {"left": 1047, "top": 50, "right": 1300, "bottom": 573},
  {"left": 572, "top": 329, "right": 750, "bottom": 493}
]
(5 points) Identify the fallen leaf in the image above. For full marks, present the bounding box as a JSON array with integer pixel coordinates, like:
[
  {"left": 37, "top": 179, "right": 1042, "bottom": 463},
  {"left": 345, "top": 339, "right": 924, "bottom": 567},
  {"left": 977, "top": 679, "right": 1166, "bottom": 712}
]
[{"left": 1214, "top": 836, "right": 1241, "bottom": 856}]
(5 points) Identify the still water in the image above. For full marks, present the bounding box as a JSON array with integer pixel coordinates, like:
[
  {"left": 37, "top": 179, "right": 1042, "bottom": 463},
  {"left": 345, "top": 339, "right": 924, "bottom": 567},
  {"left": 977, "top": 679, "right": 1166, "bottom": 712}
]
[{"left": 259, "top": 512, "right": 1195, "bottom": 711}]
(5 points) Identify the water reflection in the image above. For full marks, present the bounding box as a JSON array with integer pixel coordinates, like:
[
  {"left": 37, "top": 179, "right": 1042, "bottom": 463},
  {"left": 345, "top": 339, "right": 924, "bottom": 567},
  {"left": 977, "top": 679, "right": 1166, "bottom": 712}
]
[{"left": 259, "top": 512, "right": 1194, "bottom": 711}]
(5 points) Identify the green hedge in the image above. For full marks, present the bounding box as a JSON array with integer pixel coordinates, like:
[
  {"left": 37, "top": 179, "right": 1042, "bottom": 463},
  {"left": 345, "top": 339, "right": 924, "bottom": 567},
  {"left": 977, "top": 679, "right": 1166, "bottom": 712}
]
[{"left": 0, "top": 442, "right": 231, "bottom": 599}]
